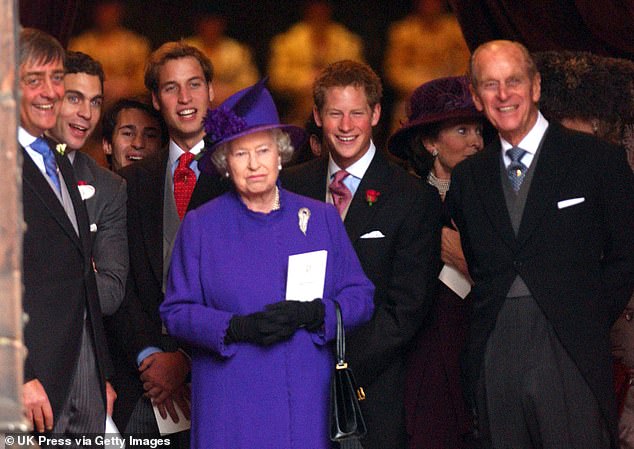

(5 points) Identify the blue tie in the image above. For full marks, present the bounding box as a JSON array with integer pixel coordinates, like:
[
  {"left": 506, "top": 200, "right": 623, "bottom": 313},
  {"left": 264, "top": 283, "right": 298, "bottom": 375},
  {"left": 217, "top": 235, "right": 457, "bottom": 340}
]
[
  {"left": 506, "top": 146, "right": 528, "bottom": 192},
  {"left": 31, "top": 138, "right": 61, "bottom": 193}
]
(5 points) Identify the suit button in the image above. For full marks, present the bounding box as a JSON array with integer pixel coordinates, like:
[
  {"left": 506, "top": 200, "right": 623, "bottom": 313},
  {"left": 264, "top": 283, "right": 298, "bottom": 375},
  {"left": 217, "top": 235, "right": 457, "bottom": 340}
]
[{"left": 513, "top": 260, "right": 522, "bottom": 269}]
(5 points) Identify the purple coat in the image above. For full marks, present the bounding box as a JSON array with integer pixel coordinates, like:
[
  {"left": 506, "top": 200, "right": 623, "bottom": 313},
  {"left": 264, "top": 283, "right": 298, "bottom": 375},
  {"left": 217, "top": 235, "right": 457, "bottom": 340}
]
[{"left": 160, "top": 188, "right": 374, "bottom": 449}]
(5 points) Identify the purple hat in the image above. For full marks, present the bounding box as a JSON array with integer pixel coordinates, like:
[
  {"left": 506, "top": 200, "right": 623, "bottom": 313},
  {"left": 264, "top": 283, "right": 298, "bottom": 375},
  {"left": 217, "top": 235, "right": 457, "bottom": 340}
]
[
  {"left": 198, "top": 78, "right": 306, "bottom": 174},
  {"left": 388, "top": 76, "right": 482, "bottom": 160}
]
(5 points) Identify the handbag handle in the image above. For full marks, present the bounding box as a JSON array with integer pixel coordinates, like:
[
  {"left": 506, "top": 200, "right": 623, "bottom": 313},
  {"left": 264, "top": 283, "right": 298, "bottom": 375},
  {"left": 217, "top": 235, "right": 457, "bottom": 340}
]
[{"left": 334, "top": 301, "right": 347, "bottom": 369}]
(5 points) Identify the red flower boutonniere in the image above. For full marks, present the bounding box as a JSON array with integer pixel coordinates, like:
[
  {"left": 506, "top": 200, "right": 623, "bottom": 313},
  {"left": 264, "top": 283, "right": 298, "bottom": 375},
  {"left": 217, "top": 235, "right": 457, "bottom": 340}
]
[{"left": 366, "top": 189, "right": 380, "bottom": 206}]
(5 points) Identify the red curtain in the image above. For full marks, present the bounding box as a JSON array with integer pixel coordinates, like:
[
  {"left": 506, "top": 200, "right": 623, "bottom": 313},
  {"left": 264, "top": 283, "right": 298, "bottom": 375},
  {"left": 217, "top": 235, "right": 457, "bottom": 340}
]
[
  {"left": 19, "top": 0, "right": 79, "bottom": 47},
  {"left": 448, "top": 0, "right": 634, "bottom": 59}
]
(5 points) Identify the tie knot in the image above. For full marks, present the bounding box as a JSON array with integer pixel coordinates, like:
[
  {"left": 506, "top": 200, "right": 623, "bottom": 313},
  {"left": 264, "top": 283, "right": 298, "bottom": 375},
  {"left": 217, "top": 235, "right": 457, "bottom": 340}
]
[
  {"left": 178, "top": 151, "right": 195, "bottom": 168},
  {"left": 333, "top": 170, "right": 349, "bottom": 184},
  {"left": 31, "top": 137, "right": 52, "bottom": 157},
  {"left": 506, "top": 147, "right": 527, "bottom": 163}
]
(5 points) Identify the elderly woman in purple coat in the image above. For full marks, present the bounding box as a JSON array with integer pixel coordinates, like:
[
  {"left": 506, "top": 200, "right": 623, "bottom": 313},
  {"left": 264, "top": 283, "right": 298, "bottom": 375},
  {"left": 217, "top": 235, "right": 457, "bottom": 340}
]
[{"left": 159, "top": 79, "right": 374, "bottom": 449}]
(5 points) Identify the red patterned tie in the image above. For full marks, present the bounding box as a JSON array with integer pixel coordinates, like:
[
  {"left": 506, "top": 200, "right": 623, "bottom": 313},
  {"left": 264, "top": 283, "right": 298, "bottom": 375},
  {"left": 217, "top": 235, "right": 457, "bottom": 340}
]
[
  {"left": 329, "top": 170, "right": 352, "bottom": 218},
  {"left": 174, "top": 152, "right": 196, "bottom": 220}
]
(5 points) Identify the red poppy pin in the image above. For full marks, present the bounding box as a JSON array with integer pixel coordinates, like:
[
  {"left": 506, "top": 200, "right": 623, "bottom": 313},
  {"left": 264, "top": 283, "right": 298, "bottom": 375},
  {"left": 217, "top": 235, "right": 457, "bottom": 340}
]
[{"left": 365, "top": 189, "right": 380, "bottom": 206}]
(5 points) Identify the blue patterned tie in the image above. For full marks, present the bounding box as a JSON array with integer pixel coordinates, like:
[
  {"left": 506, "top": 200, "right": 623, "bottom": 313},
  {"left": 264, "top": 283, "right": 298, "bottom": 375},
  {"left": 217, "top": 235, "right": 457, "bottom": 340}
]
[
  {"left": 31, "top": 137, "right": 61, "bottom": 193},
  {"left": 506, "top": 146, "right": 528, "bottom": 192}
]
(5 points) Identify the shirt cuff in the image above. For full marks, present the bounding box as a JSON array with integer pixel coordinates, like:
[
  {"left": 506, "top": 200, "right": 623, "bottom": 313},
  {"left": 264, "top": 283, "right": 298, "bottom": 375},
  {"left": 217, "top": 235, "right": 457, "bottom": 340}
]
[{"left": 137, "top": 347, "right": 163, "bottom": 367}]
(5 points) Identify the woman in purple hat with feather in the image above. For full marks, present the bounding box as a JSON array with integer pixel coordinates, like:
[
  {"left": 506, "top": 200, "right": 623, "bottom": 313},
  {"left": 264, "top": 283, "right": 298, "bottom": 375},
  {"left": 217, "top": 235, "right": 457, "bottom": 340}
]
[
  {"left": 159, "top": 79, "right": 374, "bottom": 449},
  {"left": 388, "top": 75, "right": 486, "bottom": 449}
]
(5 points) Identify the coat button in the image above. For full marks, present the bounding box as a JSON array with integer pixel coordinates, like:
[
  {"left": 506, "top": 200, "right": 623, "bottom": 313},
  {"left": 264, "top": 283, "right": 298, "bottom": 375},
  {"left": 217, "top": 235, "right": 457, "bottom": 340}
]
[{"left": 513, "top": 260, "right": 522, "bottom": 269}]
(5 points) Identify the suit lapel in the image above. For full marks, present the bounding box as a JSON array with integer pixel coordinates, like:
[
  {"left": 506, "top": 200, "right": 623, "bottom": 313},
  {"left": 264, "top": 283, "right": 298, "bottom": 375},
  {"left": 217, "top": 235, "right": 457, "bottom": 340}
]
[
  {"left": 473, "top": 143, "right": 517, "bottom": 250},
  {"left": 305, "top": 158, "right": 329, "bottom": 201},
  {"left": 344, "top": 151, "right": 391, "bottom": 242},
  {"left": 516, "top": 125, "right": 571, "bottom": 245},
  {"left": 22, "top": 147, "right": 83, "bottom": 251},
  {"left": 139, "top": 155, "right": 167, "bottom": 285},
  {"left": 57, "top": 150, "right": 93, "bottom": 258}
]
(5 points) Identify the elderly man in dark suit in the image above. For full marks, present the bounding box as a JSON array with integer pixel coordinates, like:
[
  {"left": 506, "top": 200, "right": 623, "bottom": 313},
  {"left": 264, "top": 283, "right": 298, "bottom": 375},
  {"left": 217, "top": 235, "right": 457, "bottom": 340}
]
[
  {"left": 281, "top": 60, "right": 441, "bottom": 449},
  {"left": 109, "top": 41, "right": 227, "bottom": 437},
  {"left": 19, "top": 28, "right": 113, "bottom": 437},
  {"left": 47, "top": 50, "right": 128, "bottom": 317},
  {"left": 447, "top": 40, "right": 634, "bottom": 449}
]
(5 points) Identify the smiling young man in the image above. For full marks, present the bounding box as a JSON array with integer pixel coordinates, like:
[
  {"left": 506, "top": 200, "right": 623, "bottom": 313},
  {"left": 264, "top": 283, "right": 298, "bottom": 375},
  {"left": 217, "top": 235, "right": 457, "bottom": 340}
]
[
  {"left": 47, "top": 51, "right": 128, "bottom": 319},
  {"left": 446, "top": 40, "right": 634, "bottom": 449},
  {"left": 19, "top": 28, "right": 112, "bottom": 440},
  {"left": 109, "top": 41, "right": 227, "bottom": 437},
  {"left": 281, "top": 60, "right": 441, "bottom": 449},
  {"left": 101, "top": 98, "right": 165, "bottom": 170}
]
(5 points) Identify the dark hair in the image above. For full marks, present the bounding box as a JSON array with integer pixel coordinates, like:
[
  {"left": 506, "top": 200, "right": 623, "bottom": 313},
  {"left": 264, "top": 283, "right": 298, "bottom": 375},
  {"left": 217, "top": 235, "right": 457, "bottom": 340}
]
[
  {"left": 313, "top": 60, "right": 382, "bottom": 112},
  {"left": 101, "top": 97, "right": 168, "bottom": 145},
  {"left": 19, "top": 28, "right": 65, "bottom": 68},
  {"left": 144, "top": 41, "right": 214, "bottom": 94},
  {"left": 65, "top": 50, "right": 105, "bottom": 90}
]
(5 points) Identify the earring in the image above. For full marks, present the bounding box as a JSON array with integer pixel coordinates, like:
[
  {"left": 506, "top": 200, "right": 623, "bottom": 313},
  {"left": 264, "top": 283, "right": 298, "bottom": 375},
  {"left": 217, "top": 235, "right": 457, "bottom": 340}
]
[
  {"left": 278, "top": 163, "right": 282, "bottom": 170},
  {"left": 224, "top": 171, "right": 230, "bottom": 178},
  {"left": 591, "top": 120, "right": 599, "bottom": 134},
  {"left": 432, "top": 149, "right": 439, "bottom": 157}
]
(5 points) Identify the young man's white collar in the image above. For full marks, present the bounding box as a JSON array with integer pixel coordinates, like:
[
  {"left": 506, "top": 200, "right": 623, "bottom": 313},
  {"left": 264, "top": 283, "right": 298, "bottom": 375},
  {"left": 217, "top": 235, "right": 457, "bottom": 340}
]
[
  {"left": 169, "top": 138, "right": 204, "bottom": 179},
  {"left": 327, "top": 141, "right": 376, "bottom": 195},
  {"left": 500, "top": 111, "right": 549, "bottom": 169}
]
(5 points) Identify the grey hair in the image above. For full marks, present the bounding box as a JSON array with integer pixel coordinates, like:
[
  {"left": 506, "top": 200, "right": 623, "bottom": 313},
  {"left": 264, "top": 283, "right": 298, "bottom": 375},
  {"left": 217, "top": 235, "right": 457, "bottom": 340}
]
[
  {"left": 210, "top": 128, "right": 295, "bottom": 172},
  {"left": 469, "top": 40, "right": 538, "bottom": 87}
]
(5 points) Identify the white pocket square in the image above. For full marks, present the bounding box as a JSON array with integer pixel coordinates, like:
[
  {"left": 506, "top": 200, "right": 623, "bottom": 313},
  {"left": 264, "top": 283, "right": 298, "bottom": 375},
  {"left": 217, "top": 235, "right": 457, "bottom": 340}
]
[
  {"left": 360, "top": 230, "right": 385, "bottom": 239},
  {"left": 557, "top": 197, "right": 585, "bottom": 209}
]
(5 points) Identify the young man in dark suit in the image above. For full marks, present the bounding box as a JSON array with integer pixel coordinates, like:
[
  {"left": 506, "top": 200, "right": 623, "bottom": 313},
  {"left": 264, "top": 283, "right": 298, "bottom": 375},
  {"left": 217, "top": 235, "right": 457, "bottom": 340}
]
[
  {"left": 447, "top": 40, "right": 634, "bottom": 448},
  {"left": 281, "top": 60, "right": 441, "bottom": 449},
  {"left": 48, "top": 50, "right": 128, "bottom": 317},
  {"left": 19, "top": 28, "right": 113, "bottom": 437},
  {"left": 109, "top": 41, "right": 227, "bottom": 437}
]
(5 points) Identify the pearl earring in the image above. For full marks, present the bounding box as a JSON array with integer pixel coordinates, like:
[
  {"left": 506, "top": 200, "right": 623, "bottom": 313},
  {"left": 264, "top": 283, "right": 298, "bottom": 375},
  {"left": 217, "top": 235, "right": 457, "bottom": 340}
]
[
  {"left": 432, "top": 149, "right": 439, "bottom": 157},
  {"left": 225, "top": 171, "right": 230, "bottom": 178}
]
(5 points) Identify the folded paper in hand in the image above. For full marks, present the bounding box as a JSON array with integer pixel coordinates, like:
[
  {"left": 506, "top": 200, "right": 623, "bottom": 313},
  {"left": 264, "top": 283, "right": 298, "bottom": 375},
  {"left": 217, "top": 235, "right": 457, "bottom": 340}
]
[{"left": 286, "top": 250, "right": 327, "bottom": 302}]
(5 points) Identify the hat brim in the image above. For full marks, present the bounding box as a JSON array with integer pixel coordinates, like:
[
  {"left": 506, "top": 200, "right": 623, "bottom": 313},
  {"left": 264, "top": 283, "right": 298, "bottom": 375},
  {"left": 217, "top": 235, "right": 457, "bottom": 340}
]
[
  {"left": 198, "top": 123, "right": 307, "bottom": 175},
  {"left": 388, "top": 108, "right": 483, "bottom": 160}
]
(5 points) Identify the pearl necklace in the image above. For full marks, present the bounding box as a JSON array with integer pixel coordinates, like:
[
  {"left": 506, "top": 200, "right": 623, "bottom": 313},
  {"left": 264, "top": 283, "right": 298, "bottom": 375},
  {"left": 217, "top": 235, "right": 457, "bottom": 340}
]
[{"left": 427, "top": 171, "right": 451, "bottom": 197}]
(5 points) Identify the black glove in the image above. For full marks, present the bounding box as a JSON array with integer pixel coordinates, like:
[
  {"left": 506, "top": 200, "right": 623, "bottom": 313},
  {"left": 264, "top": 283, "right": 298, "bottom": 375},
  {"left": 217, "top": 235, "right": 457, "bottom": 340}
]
[
  {"left": 225, "top": 312, "right": 295, "bottom": 346},
  {"left": 263, "top": 299, "right": 325, "bottom": 332}
]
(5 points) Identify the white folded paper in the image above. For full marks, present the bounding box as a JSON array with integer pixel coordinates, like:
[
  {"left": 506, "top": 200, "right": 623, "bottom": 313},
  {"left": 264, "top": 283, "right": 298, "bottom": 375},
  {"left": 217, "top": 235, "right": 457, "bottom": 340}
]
[
  {"left": 152, "top": 399, "right": 191, "bottom": 435},
  {"left": 438, "top": 264, "right": 471, "bottom": 299},
  {"left": 105, "top": 415, "right": 124, "bottom": 448},
  {"left": 286, "top": 250, "right": 328, "bottom": 302}
]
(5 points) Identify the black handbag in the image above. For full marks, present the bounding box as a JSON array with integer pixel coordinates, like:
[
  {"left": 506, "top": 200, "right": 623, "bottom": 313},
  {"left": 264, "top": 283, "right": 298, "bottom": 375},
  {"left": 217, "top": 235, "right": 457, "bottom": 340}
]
[{"left": 329, "top": 301, "right": 367, "bottom": 449}]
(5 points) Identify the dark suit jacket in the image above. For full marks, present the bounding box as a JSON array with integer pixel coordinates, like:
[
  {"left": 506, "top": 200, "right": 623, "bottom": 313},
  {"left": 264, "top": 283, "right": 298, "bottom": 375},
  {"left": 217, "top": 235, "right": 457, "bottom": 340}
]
[
  {"left": 447, "top": 123, "right": 634, "bottom": 446},
  {"left": 107, "top": 150, "right": 228, "bottom": 429},
  {"left": 22, "top": 143, "right": 109, "bottom": 420},
  {"left": 71, "top": 150, "right": 128, "bottom": 315},
  {"left": 282, "top": 150, "right": 441, "bottom": 449}
]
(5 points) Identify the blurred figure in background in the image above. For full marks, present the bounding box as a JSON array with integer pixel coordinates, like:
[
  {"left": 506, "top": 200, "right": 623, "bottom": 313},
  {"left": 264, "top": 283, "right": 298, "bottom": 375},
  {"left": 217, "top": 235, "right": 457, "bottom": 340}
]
[
  {"left": 388, "top": 75, "right": 484, "bottom": 449},
  {"left": 535, "top": 50, "right": 634, "bottom": 171},
  {"left": 536, "top": 50, "right": 634, "bottom": 449},
  {"left": 69, "top": 0, "right": 150, "bottom": 107},
  {"left": 384, "top": 0, "right": 470, "bottom": 132},
  {"left": 268, "top": 0, "right": 364, "bottom": 126},
  {"left": 184, "top": 11, "right": 259, "bottom": 105},
  {"left": 101, "top": 98, "right": 167, "bottom": 171}
]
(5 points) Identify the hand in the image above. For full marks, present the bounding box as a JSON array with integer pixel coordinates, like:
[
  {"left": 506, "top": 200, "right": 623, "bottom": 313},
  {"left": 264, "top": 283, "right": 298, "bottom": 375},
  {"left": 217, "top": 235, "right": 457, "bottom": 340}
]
[
  {"left": 264, "top": 299, "right": 325, "bottom": 331},
  {"left": 226, "top": 312, "right": 295, "bottom": 346},
  {"left": 139, "top": 351, "right": 190, "bottom": 404},
  {"left": 441, "top": 226, "right": 472, "bottom": 283},
  {"left": 156, "top": 384, "right": 191, "bottom": 423},
  {"left": 106, "top": 381, "right": 117, "bottom": 417},
  {"left": 23, "top": 379, "right": 53, "bottom": 433}
]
